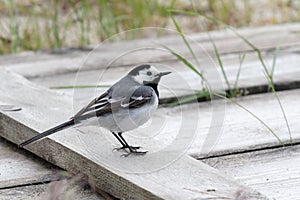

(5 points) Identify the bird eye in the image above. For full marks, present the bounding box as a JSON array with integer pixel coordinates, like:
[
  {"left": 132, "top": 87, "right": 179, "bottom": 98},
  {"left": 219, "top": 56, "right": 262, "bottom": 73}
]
[{"left": 147, "top": 71, "right": 152, "bottom": 76}]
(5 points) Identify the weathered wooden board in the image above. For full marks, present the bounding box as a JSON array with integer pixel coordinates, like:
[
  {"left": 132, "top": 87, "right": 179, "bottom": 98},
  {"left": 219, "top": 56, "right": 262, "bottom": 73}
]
[
  {"left": 24, "top": 44, "right": 300, "bottom": 160},
  {"left": 19, "top": 60, "right": 300, "bottom": 158},
  {"left": 0, "top": 136, "right": 105, "bottom": 199},
  {"left": 188, "top": 88, "right": 300, "bottom": 158},
  {"left": 0, "top": 180, "right": 103, "bottom": 200},
  {"left": 1, "top": 23, "right": 299, "bottom": 199},
  {"left": 0, "top": 23, "right": 299, "bottom": 78},
  {"left": 0, "top": 137, "right": 59, "bottom": 189},
  {"left": 29, "top": 48, "right": 300, "bottom": 104},
  {"left": 202, "top": 145, "right": 300, "bottom": 200},
  {"left": 0, "top": 69, "right": 267, "bottom": 199}
]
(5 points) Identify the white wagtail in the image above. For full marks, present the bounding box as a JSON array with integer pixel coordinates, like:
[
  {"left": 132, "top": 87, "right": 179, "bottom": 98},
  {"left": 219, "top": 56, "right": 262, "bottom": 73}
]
[{"left": 19, "top": 64, "right": 171, "bottom": 156}]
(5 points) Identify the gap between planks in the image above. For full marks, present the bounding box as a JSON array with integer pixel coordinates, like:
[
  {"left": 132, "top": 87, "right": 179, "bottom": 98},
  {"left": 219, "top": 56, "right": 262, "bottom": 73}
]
[
  {"left": 0, "top": 137, "right": 60, "bottom": 189},
  {"left": 0, "top": 137, "right": 104, "bottom": 199},
  {"left": 0, "top": 179, "right": 104, "bottom": 200},
  {"left": 27, "top": 47, "right": 300, "bottom": 105},
  {"left": 202, "top": 144, "right": 300, "bottom": 200}
]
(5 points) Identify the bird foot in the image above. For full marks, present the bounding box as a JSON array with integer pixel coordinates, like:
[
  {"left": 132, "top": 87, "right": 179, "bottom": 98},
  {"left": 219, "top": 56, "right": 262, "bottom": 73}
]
[
  {"left": 121, "top": 150, "right": 148, "bottom": 157},
  {"left": 113, "top": 145, "right": 141, "bottom": 151},
  {"left": 113, "top": 145, "right": 147, "bottom": 157}
]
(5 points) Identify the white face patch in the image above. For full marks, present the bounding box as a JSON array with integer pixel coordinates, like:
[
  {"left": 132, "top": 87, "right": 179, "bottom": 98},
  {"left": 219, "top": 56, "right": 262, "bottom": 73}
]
[{"left": 132, "top": 66, "right": 160, "bottom": 84}]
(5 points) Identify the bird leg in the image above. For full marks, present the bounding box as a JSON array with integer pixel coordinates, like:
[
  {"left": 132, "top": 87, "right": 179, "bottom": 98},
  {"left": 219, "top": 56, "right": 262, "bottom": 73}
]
[
  {"left": 112, "top": 132, "right": 126, "bottom": 148},
  {"left": 118, "top": 132, "right": 141, "bottom": 150},
  {"left": 112, "top": 132, "right": 147, "bottom": 156}
]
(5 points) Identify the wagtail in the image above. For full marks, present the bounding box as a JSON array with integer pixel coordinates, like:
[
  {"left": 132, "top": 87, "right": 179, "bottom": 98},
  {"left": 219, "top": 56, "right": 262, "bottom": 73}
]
[{"left": 19, "top": 64, "right": 171, "bottom": 156}]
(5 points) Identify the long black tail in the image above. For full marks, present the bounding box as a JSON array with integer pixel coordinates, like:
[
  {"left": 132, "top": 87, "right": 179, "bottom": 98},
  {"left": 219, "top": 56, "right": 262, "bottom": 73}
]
[{"left": 19, "top": 119, "right": 75, "bottom": 148}]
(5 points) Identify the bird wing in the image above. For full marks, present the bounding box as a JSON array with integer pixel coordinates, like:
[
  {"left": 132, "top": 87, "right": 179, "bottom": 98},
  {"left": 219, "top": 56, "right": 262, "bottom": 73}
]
[
  {"left": 121, "top": 85, "right": 154, "bottom": 109},
  {"left": 73, "top": 85, "right": 154, "bottom": 121},
  {"left": 19, "top": 86, "right": 154, "bottom": 147}
]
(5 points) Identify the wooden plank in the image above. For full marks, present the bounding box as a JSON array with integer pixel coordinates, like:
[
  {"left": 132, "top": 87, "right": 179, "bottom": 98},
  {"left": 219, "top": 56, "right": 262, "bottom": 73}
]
[
  {"left": 202, "top": 145, "right": 300, "bottom": 200},
  {"left": 0, "top": 69, "right": 267, "bottom": 199},
  {"left": 0, "top": 23, "right": 299, "bottom": 78},
  {"left": 29, "top": 48, "right": 300, "bottom": 104},
  {"left": 188, "top": 88, "right": 300, "bottom": 158},
  {"left": 3, "top": 50, "right": 300, "bottom": 156},
  {"left": 0, "top": 136, "right": 105, "bottom": 199},
  {"left": 0, "top": 137, "right": 59, "bottom": 189},
  {"left": 45, "top": 83, "right": 300, "bottom": 160},
  {"left": 0, "top": 180, "right": 103, "bottom": 200}
]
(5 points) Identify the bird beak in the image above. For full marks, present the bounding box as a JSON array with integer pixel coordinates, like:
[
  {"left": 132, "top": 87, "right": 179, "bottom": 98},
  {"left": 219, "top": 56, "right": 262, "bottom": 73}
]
[
  {"left": 147, "top": 71, "right": 171, "bottom": 84},
  {"left": 158, "top": 71, "right": 171, "bottom": 77}
]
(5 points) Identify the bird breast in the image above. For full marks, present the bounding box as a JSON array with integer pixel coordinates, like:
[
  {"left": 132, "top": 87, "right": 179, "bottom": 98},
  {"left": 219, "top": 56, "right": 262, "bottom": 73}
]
[{"left": 102, "top": 95, "right": 158, "bottom": 132}]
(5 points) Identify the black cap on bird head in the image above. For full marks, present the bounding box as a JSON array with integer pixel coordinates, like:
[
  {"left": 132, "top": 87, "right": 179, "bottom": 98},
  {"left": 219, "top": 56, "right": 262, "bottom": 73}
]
[{"left": 128, "top": 64, "right": 171, "bottom": 85}]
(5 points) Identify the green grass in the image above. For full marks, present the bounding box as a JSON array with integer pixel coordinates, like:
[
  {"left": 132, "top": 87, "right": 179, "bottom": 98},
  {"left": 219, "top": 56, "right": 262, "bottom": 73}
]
[
  {"left": 0, "top": 0, "right": 299, "bottom": 54},
  {"left": 161, "top": 44, "right": 205, "bottom": 82},
  {"left": 270, "top": 46, "right": 280, "bottom": 89},
  {"left": 164, "top": 91, "right": 211, "bottom": 107},
  {"left": 209, "top": 35, "right": 233, "bottom": 97},
  {"left": 0, "top": 0, "right": 176, "bottom": 53},
  {"left": 50, "top": 84, "right": 111, "bottom": 89},
  {"left": 231, "top": 53, "right": 246, "bottom": 97},
  {"left": 164, "top": 9, "right": 291, "bottom": 145},
  {"left": 169, "top": 13, "right": 200, "bottom": 67},
  {"left": 7, "top": 0, "right": 19, "bottom": 53},
  {"left": 53, "top": 0, "right": 61, "bottom": 48}
]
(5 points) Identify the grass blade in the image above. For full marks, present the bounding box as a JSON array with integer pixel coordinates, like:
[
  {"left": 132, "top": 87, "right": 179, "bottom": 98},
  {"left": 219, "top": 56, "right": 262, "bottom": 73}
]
[
  {"left": 233, "top": 53, "right": 246, "bottom": 91},
  {"left": 7, "top": 0, "right": 19, "bottom": 53},
  {"left": 169, "top": 12, "right": 200, "bottom": 66},
  {"left": 232, "top": 53, "right": 246, "bottom": 97},
  {"left": 209, "top": 35, "right": 232, "bottom": 96},
  {"left": 53, "top": 0, "right": 61, "bottom": 48},
  {"left": 170, "top": 9, "right": 292, "bottom": 144},
  {"left": 214, "top": 92, "right": 285, "bottom": 146},
  {"left": 270, "top": 46, "right": 280, "bottom": 83},
  {"left": 263, "top": 74, "right": 292, "bottom": 143},
  {"left": 227, "top": 25, "right": 292, "bottom": 143},
  {"left": 164, "top": 91, "right": 211, "bottom": 107},
  {"left": 160, "top": 44, "right": 206, "bottom": 82},
  {"left": 50, "top": 85, "right": 111, "bottom": 89}
]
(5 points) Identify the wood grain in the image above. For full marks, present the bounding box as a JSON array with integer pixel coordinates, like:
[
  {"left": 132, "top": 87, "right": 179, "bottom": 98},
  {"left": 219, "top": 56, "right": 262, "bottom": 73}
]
[
  {"left": 0, "top": 180, "right": 103, "bottom": 200},
  {"left": 1, "top": 24, "right": 299, "bottom": 199},
  {"left": 0, "top": 69, "right": 267, "bottom": 199},
  {"left": 0, "top": 138, "right": 59, "bottom": 189},
  {"left": 202, "top": 145, "right": 300, "bottom": 200},
  {"left": 0, "top": 24, "right": 299, "bottom": 78},
  {"left": 187, "top": 88, "right": 300, "bottom": 158},
  {"left": 29, "top": 47, "right": 300, "bottom": 104}
]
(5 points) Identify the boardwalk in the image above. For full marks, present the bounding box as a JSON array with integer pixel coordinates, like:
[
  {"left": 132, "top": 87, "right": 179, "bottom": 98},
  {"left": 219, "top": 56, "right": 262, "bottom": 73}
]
[{"left": 0, "top": 24, "right": 299, "bottom": 199}]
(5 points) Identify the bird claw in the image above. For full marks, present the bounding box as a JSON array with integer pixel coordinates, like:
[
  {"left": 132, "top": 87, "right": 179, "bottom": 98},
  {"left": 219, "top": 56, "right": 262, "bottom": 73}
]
[
  {"left": 113, "top": 146, "right": 141, "bottom": 152},
  {"left": 113, "top": 145, "right": 147, "bottom": 157},
  {"left": 112, "top": 145, "right": 147, "bottom": 157},
  {"left": 121, "top": 150, "right": 148, "bottom": 157}
]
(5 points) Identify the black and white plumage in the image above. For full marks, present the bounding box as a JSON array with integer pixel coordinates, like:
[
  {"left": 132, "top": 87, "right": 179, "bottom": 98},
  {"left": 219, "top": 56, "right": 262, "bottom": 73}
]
[{"left": 19, "top": 64, "right": 171, "bottom": 156}]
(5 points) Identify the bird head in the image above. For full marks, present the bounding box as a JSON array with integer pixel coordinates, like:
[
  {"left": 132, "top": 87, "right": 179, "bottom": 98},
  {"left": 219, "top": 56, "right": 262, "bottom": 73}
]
[{"left": 128, "top": 64, "right": 171, "bottom": 85}]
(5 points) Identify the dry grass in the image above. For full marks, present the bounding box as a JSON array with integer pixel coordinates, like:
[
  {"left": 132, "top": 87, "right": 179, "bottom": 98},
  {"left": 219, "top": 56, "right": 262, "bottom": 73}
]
[{"left": 0, "top": 0, "right": 299, "bottom": 54}]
